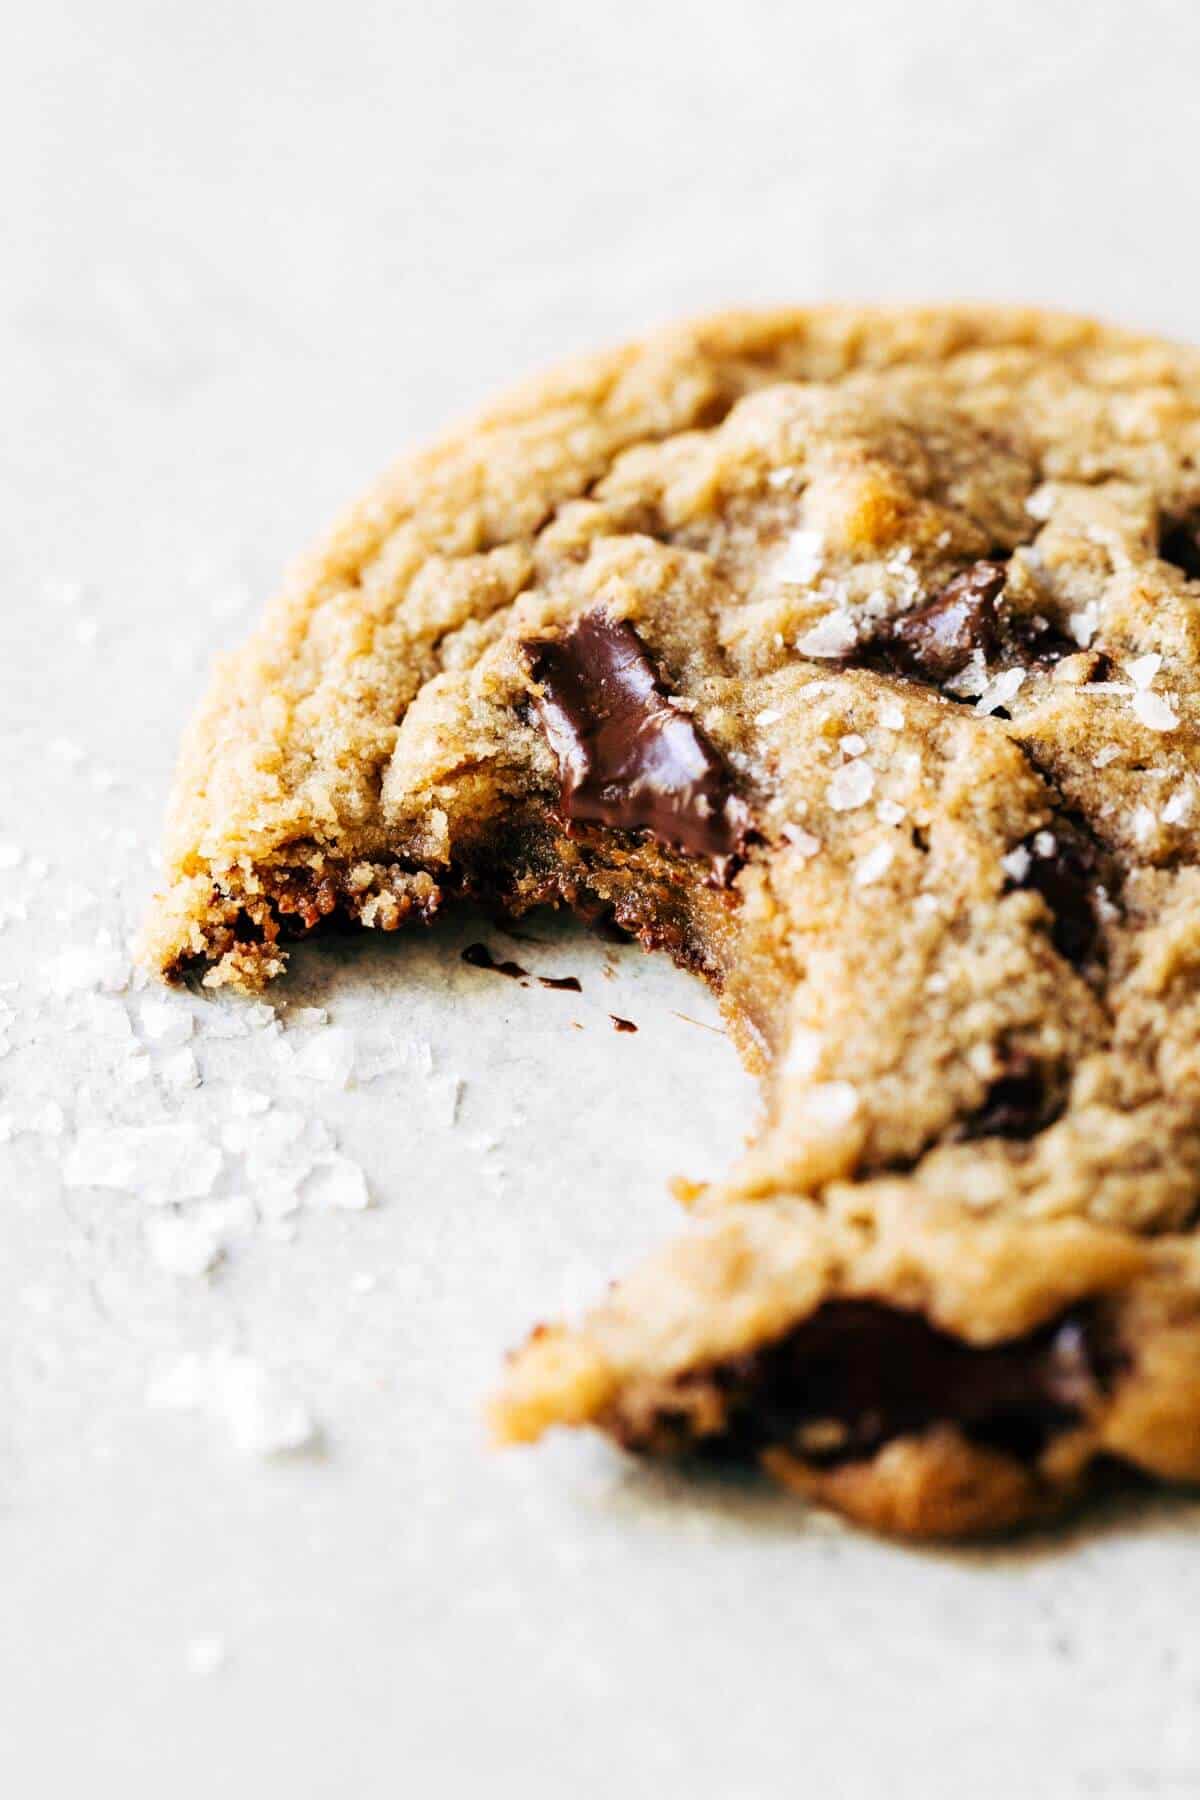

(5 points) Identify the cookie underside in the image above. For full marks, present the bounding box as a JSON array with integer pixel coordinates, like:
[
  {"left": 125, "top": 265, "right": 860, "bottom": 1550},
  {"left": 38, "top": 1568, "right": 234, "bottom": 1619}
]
[{"left": 144, "top": 305, "right": 1200, "bottom": 1538}]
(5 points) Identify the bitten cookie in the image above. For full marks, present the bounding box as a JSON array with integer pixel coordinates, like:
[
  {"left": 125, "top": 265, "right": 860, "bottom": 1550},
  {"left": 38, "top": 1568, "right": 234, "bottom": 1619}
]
[{"left": 145, "top": 306, "right": 1200, "bottom": 1537}]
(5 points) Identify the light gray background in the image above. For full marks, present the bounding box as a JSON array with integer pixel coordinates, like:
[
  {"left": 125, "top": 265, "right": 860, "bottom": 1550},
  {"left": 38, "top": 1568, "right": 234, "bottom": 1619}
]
[{"left": 6, "top": 2, "right": 1200, "bottom": 1794}]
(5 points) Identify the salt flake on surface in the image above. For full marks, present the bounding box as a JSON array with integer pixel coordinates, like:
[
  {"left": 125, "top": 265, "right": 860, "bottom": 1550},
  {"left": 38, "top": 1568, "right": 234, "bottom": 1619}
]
[
  {"left": 161, "top": 1047, "right": 201, "bottom": 1091},
  {"left": 827, "top": 760, "right": 875, "bottom": 811},
  {"left": 839, "top": 733, "right": 867, "bottom": 758},
  {"left": 781, "top": 826, "right": 821, "bottom": 857},
  {"left": 1033, "top": 831, "right": 1057, "bottom": 858},
  {"left": 876, "top": 798, "right": 905, "bottom": 826},
  {"left": 797, "top": 611, "right": 858, "bottom": 659},
  {"left": 773, "top": 528, "right": 824, "bottom": 586},
  {"left": 146, "top": 1214, "right": 223, "bottom": 1277},
  {"left": 228, "top": 1086, "right": 271, "bottom": 1117},
  {"left": 1068, "top": 603, "right": 1100, "bottom": 648},
  {"left": 1131, "top": 689, "right": 1179, "bottom": 732},
  {"left": 292, "top": 1027, "right": 356, "bottom": 1088},
  {"left": 147, "top": 1350, "right": 318, "bottom": 1456},
  {"left": 140, "top": 998, "right": 194, "bottom": 1046},
  {"left": 287, "top": 1006, "right": 329, "bottom": 1028},
  {"left": 1127, "top": 653, "right": 1163, "bottom": 690},
  {"left": 49, "top": 942, "right": 129, "bottom": 996},
  {"left": 304, "top": 1156, "right": 371, "bottom": 1213},
  {"left": 974, "top": 668, "right": 1026, "bottom": 717},
  {"left": 186, "top": 1635, "right": 228, "bottom": 1678},
  {"left": 877, "top": 701, "right": 905, "bottom": 731},
  {"left": 64, "top": 1122, "right": 222, "bottom": 1198},
  {"left": 1163, "top": 787, "right": 1193, "bottom": 826},
  {"left": 854, "top": 842, "right": 895, "bottom": 886},
  {"left": 1001, "top": 847, "right": 1032, "bottom": 882}
]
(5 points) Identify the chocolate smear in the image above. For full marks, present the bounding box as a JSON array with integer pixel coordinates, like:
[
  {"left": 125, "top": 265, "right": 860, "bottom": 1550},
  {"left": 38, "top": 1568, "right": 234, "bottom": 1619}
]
[
  {"left": 462, "top": 942, "right": 529, "bottom": 982},
  {"left": 524, "top": 611, "right": 751, "bottom": 876},
  {"left": 461, "top": 942, "right": 582, "bottom": 992}
]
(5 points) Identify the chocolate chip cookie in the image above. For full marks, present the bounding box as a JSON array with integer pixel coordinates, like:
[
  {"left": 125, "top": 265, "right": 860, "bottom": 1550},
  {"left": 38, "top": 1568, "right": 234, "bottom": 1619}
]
[{"left": 144, "top": 306, "right": 1200, "bottom": 1537}]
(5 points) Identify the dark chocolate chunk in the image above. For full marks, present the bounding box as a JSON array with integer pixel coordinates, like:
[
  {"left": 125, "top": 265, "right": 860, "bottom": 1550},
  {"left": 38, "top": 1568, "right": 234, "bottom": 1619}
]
[
  {"left": 539, "top": 973, "right": 582, "bottom": 993},
  {"left": 524, "top": 611, "right": 751, "bottom": 874},
  {"left": 1005, "top": 829, "right": 1101, "bottom": 965},
  {"left": 889, "top": 560, "right": 1006, "bottom": 681},
  {"left": 966, "top": 1053, "right": 1054, "bottom": 1140},
  {"left": 1159, "top": 512, "right": 1200, "bottom": 581},
  {"left": 610, "top": 1015, "right": 638, "bottom": 1033},
  {"left": 615, "top": 1299, "right": 1116, "bottom": 1467}
]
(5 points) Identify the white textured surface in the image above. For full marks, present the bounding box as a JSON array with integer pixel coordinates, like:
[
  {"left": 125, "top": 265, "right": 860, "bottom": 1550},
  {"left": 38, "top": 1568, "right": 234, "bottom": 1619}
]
[{"left": 6, "top": 3, "right": 1200, "bottom": 1793}]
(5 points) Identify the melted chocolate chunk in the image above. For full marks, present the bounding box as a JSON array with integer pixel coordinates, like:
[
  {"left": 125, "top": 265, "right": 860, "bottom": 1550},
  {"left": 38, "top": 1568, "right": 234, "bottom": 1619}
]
[
  {"left": 539, "top": 973, "right": 582, "bottom": 993},
  {"left": 524, "top": 612, "right": 751, "bottom": 874},
  {"left": 623, "top": 1300, "right": 1115, "bottom": 1467},
  {"left": 888, "top": 561, "right": 1006, "bottom": 681},
  {"left": 1005, "top": 828, "right": 1102, "bottom": 965},
  {"left": 1159, "top": 512, "right": 1200, "bottom": 581},
  {"left": 610, "top": 1015, "right": 638, "bottom": 1033}
]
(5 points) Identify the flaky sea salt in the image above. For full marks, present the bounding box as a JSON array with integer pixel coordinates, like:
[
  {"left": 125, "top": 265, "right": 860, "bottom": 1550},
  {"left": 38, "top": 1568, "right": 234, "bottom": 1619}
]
[
  {"left": 875, "top": 798, "right": 905, "bottom": 826},
  {"left": 287, "top": 1006, "right": 329, "bottom": 1028},
  {"left": 974, "top": 668, "right": 1026, "bottom": 717},
  {"left": 139, "top": 998, "right": 194, "bottom": 1046},
  {"left": 827, "top": 760, "right": 876, "bottom": 811},
  {"left": 839, "top": 733, "right": 867, "bottom": 759},
  {"left": 49, "top": 942, "right": 129, "bottom": 996},
  {"left": 186, "top": 1635, "right": 228, "bottom": 1678},
  {"left": 291, "top": 1027, "right": 356, "bottom": 1088},
  {"left": 797, "top": 612, "right": 858, "bottom": 659},
  {"left": 146, "top": 1214, "right": 224, "bottom": 1277},
  {"left": 1001, "top": 846, "right": 1032, "bottom": 883},
  {"left": 1127, "top": 652, "right": 1162, "bottom": 690},
  {"left": 1163, "top": 787, "right": 1193, "bottom": 826},
  {"left": 228, "top": 1086, "right": 271, "bottom": 1117},
  {"left": 160, "top": 1047, "right": 201, "bottom": 1092},
  {"left": 64, "top": 1122, "right": 222, "bottom": 1198},
  {"left": 1131, "top": 689, "right": 1179, "bottom": 732},
  {"left": 304, "top": 1156, "right": 371, "bottom": 1212},
  {"left": 781, "top": 825, "right": 821, "bottom": 858},
  {"left": 1069, "top": 603, "right": 1100, "bottom": 648},
  {"left": 147, "top": 1350, "right": 318, "bottom": 1456},
  {"left": 854, "top": 842, "right": 895, "bottom": 887},
  {"left": 773, "top": 528, "right": 824, "bottom": 585},
  {"left": 877, "top": 701, "right": 905, "bottom": 731},
  {"left": 1033, "top": 831, "right": 1056, "bottom": 858},
  {"left": 944, "top": 649, "right": 990, "bottom": 700}
]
